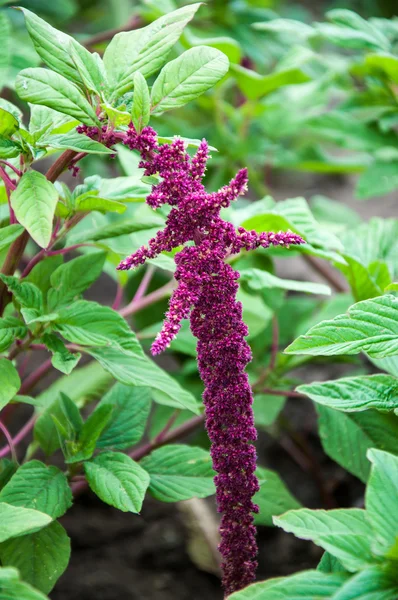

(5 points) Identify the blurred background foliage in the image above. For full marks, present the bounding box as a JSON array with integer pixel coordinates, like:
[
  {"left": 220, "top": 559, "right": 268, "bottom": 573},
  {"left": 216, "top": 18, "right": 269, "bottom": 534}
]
[{"left": 1, "top": 0, "right": 397, "bottom": 200}]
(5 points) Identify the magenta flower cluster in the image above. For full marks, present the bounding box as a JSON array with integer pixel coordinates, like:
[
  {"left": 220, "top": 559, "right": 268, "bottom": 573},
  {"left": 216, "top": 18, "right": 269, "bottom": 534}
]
[{"left": 117, "top": 124, "right": 304, "bottom": 594}]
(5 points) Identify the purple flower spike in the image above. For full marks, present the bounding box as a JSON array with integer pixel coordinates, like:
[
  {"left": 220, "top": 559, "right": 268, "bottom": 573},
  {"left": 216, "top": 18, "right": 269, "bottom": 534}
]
[{"left": 117, "top": 126, "right": 305, "bottom": 595}]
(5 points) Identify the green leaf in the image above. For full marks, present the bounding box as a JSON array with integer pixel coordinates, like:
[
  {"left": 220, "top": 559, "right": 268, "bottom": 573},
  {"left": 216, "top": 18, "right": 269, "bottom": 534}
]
[
  {"left": 316, "top": 9, "right": 389, "bottom": 51},
  {"left": 74, "top": 193, "right": 126, "bottom": 214},
  {"left": 0, "top": 136, "right": 21, "bottom": 159},
  {"left": 28, "top": 105, "right": 77, "bottom": 139},
  {"left": 253, "top": 394, "right": 286, "bottom": 428},
  {"left": 24, "top": 255, "right": 63, "bottom": 299},
  {"left": 104, "top": 4, "right": 200, "bottom": 98},
  {"left": 42, "top": 333, "right": 81, "bottom": 375},
  {"left": 47, "top": 252, "right": 105, "bottom": 311},
  {"left": 70, "top": 40, "right": 107, "bottom": 95},
  {"left": 140, "top": 445, "right": 215, "bottom": 502},
  {"left": 317, "top": 552, "right": 347, "bottom": 574},
  {"left": 0, "top": 521, "right": 70, "bottom": 594},
  {"left": 0, "top": 317, "right": 27, "bottom": 353},
  {"left": 0, "top": 275, "right": 43, "bottom": 314},
  {"left": 332, "top": 566, "right": 398, "bottom": 600},
  {"left": 131, "top": 71, "right": 150, "bottom": 132},
  {"left": 366, "top": 449, "right": 398, "bottom": 557},
  {"left": 0, "top": 503, "right": 51, "bottom": 543},
  {"left": 229, "top": 570, "right": 347, "bottom": 599},
  {"left": 274, "top": 508, "right": 375, "bottom": 571},
  {"left": 66, "top": 404, "right": 113, "bottom": 463},
  {"left": 16, "top": 69, "right": 98, "bottom": 127},
  {"left": 54, "top": 300, "right": 141, "bottom": 351},
  {"left": 365, "top": 53, "right": 398, "bottom": 84},
  {"left": 0, "top": 566, "right": 49, "bottom": 600},
  {"left": 285, "top": 295, "right": 398, "bottom": 358},
  {"left": 0, "top": 461, "right": 72, "bottom": 519},
  {"left": 240, "top": 269, "right": 331, "bottom": 296},
  {"left": 357, "top": 161, "right": 398, "bottom": 199},
  {"left": 40, "top": 131, "right": 113, "bottom": 155},
  {"left": 151, "top": 46, "right": 229, "bottom": 115},
  {"left": 84, "top": 452, "right": 149, "bottom": 513},
  {"left": 87, "top": 346, "right": 200, "bottom": 414},
  {"left": 254, "top": 467, "right": 301, "bottom": 526},
  {"left": 34, "top": 393, "right": 83, "bottom": 457},
  {"left": 0, "top": 225, "right": 24, "bottom": 253},
  {"left": 298, "top": 374, "right": 398, "bottom": 412},
  {"left": 10, "top": 171, "right": 58, "bottom": 249},
  {"left": 316, "top": 405, "right": 398, "bottom": 482},
  {"left": 0, "top": 359, "right": 20, "bottom": 412},
  {"left": 0, "top": 460, "right": 18, "bottom": 492},
  {"left": 17, "top": 8, "right": 82, "bottom": 84},
  {"left": 96, "top": 384, "right": 151, "bottom": 450},
  {"left": 0, "top": 108, "right": 18, "bottom": 137},
  {"left": 231, "top": 64, "right": 310, "bottom": 101}
]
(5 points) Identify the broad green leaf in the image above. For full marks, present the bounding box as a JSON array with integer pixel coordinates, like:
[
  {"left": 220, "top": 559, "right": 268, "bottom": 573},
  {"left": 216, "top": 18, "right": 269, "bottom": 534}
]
[
  {"left": 71, "top": 215, "right": 164, "bottom": 244},
  {"left": 28, "top": 105, "right": 77, "bottom": 139},
  {"left": 140, "top": 445, "right": 215, "bottom": 502},
  {"left": 229, "top": 570, "right": 347, "bottom": 599},
  {"left": 0, "top": 566, "right": 49, "bottom": 600},
  {"left": 42, "top": 333, "right": 81, "bottom": 375},
  {"left": 185, "top": 29, "right": 242, "bottom": 63},
  {"left": 84, "top": 452, "right": 149, "bottom": 513},
  {"left": 337, "top": 256, "right": 388, "bottom": 302},
  {"left": 70, "top": 40, "right": 107, "bottom": 95},
  {"left": 74, "top": 194, "right": 126, "bottom": 214},
  {"left": 0, "top": 225, "right": 24, "bottom": 252},
  {"left": 339, "top": 218, "right": 398, "bottom": 281},
  {"left": 0, "top": 504, "right": 51, "bottom": 543},
  {"left": 231, "top": 64, "right": 310, "bottom": 101},
  {"left": 316, "top": 9, "right": 389, "bottom": 51},
  {"left": 0, "top": 108, "right": 18, "bottom": 137},
  {"left": 10, "top": 171, "right": 58, "bottom": 249},
  {"left": 96, "top": 384, "right": 151, "bottom": 450},
  {"left": 317, "top": 552, "right": 346, "bottom": 574},
  {"left": 0, "top": 521, "right": 70, "bottom": 594},
  {"left": 131, "top": 71, "right": 150, "bottom": 132},
  {"left": 274, "top": 508, "right": 374, "bottom": 571},
  {"left": 25, "top": 256, "right": 63, "bottom": 299},
  {"left": 40, "top": 131, "right": 113, "bottom": 155},
  {"left": 357, "top": 161, "right": 398, "bottom": 199},
  {"left": 0, "top": 460, "right": 18, "bottom": 492},
  {"left": 0, "top": 136, "right": 21, "bottom": 159},
  {"left": 87, "top": 346, "right": 200, "bottom": 414},
  {"left": 47, "top": 252, "right": 105, "bottom": 311},
  {"left": 253, "top": 394, "right": 286, "bottom": 428},
  {"left": 298, "top": 374, "right": 398, "bottom": 412},
  {"left": 316, "top": 405, "right": 398, "bottom": 482},
  {"left": 0, "top": 317, "right": 27, "bottom": 353},
  {"left": 17, "top": 8, "right": 83, "bottom": 86},
  {"left": 34, "top": 362, "right": 112, "bottom": 413},
  {"left": 0, "top": 275, "right": 43, "bottom": 313},
  {"left": 254, "top": 467, "right": 301, "bottom": 526},
  {"left": 0, "top": 359, "right": 20, "bottom": 412},
  {"left": 366, "top": 53, "right": 398, "bottom": 84},
  {"left": 34, "top": 393, "right": 83, "bottom": 456},
  {"left": 104, "top": 4, "right": 201, "bottom": 98},
  {"left": 0, "top": 461, "right": 72, "bottom": 519},
  {"left": 16, "top": 68, "right": 98, "bottom": 127},
  {"left": 54, "top": 300, "right": 141, "bottom": 353},
  {"left": 366, "top": 449, "right": 398, "bottom": 557},
  {"left": 305, "top": 111, "right": 393, "bottom": 153},
  {"left": 240, "top": 269, "right": 331, "bottom": 296},
  {"left": 332, "top": 566, "right": 398, "bottom": 600},
  {"left": 66, "top": 404, "right": 113, "bottom": 463},
  {"left": 285, "top": 295, "right": 398, "bottom": 358},
  {"left": 151, "top": 46, "right": 229, "bottom": 115}
]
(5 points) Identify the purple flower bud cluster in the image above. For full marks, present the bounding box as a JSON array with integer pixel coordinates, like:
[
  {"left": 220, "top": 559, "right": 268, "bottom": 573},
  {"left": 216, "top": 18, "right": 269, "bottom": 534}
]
[{"left": 117, "top": 126, "right": 304, "bottom": 595}]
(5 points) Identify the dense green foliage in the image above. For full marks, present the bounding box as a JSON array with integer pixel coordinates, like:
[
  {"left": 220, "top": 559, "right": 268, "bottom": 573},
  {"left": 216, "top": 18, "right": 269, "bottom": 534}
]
[{"left": 0, "top": 1, "right": 397, "bottom": 598}]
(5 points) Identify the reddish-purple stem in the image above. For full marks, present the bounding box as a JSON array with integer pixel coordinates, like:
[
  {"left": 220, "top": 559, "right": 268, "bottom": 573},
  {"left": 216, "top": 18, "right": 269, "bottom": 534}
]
[
  {"left": 0, "top": 414, "right": 36, "bottom": 459},
  {"left": 112, "top": 283, "right": 124, "bottom": 310},
  {"left": 0, "top": 420, "right": 17, "bottom": 461},
  {"left": 119, "top": 280, "right": 173, "bottom": 318},
  {"left": 21, "top": 243, "right": 93, "bottom": 278},
  {"left": 19, "top": 358, "right": 53, "bottom": 395}
]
